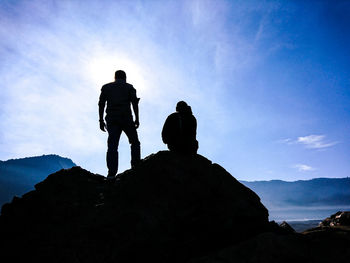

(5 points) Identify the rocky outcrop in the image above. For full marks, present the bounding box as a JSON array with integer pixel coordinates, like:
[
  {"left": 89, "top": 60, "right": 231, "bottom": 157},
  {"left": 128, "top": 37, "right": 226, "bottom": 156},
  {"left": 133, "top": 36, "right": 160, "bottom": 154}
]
[
  {"left": 1, "top": 151, "right": 349, "bottom": 262},
  {"left": 189, "top": 216, "right": 350, "bottom": 263},
  {"left": 0, "top": 151, "right": 269, "bottom": 263},
  {"left": 279, "top": 221, "right": 296, "bottom": 233},
  {"left": 319, "top": 211, "right": 350, "bottom": 227},
  {"left": 188, "top": 228, "right": 350, "bottom": 263}
]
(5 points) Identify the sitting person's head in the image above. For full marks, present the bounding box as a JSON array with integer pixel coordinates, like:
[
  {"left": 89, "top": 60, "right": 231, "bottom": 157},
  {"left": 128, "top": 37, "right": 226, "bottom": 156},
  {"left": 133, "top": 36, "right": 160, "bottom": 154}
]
[
  {"left": 115, "top": 70, "right": 126, "bottom": 81},
  {"left": 176, "top": 101, "right": 192, "bottom": 114}
]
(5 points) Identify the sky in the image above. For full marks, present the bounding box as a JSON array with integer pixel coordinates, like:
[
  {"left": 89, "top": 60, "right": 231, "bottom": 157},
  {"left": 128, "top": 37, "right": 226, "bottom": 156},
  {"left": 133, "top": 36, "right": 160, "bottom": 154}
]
[{"left": 0, "top": 0, "right": 349, "bottom": 181}]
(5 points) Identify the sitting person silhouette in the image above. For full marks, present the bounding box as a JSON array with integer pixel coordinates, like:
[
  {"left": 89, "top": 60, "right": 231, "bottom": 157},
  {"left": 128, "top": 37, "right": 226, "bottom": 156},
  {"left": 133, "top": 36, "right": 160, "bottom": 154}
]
[{"left": 162, "top": 101, "right": 198, "bottom": 154}]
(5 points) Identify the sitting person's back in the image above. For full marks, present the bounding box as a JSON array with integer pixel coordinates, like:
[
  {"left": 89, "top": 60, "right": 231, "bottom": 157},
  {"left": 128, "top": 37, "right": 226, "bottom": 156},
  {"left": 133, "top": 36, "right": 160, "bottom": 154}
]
[{"left": 162, "top": 101, "right": 198, "bottom": 154}]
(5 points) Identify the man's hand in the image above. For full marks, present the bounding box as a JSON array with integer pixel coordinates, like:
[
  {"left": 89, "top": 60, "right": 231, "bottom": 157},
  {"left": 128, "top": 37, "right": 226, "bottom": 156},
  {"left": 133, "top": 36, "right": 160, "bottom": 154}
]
[
  {"left": 100, "top": 120, "right": 106, "bottom": 132},
  {"left": 134, "top": 119, "right": 140, "bottom": 129}
]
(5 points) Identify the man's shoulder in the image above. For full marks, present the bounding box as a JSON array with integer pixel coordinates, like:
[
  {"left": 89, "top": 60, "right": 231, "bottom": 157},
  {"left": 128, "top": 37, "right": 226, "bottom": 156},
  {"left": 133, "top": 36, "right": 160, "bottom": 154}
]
[
  {"left": 101, "top": 82, "right": 116, "bottom": 90},
  {"left": 103, "top": 81, "right": 134, "bottom": 89},
  {"left": 125, "top": 82, "right": 135, "bottom": 90}
]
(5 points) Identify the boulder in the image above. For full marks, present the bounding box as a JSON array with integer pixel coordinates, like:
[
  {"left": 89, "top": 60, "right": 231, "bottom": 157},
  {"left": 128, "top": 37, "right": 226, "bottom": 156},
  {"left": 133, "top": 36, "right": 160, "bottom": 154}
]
[
  {"left": 279, "top": 221, "right": 295, "bottom": 233},
  {"left": 319, "top": 211, "right": 350, "bottom": 227},
  {"left": 0, "top": 151, "right": 269, "bottom": 263}
]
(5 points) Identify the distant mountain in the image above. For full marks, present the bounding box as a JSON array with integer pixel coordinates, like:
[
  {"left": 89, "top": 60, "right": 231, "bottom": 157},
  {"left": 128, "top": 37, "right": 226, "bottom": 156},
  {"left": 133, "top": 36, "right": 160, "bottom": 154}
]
[
  {"left": 0, "top": 155, "right": 76, "bottom": 206},
  {"left": 1, "top": 154, "right": 349, "bottom": 221},
  {"left": 241, "top": 178, "right": 350, "bottom": 208}
]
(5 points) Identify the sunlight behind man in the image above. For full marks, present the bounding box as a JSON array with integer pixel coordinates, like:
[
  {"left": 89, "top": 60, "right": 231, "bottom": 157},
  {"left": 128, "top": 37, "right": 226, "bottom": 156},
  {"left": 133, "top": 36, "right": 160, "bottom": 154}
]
[{"left": 86, "top": 53, "right": 148, "bottom": 96}]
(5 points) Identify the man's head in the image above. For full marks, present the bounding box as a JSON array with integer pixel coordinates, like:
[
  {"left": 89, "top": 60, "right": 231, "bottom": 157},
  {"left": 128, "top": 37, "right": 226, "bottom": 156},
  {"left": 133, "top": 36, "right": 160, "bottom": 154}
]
[{"left": 115, "top": 70, "right": 126, "bottom": 81}]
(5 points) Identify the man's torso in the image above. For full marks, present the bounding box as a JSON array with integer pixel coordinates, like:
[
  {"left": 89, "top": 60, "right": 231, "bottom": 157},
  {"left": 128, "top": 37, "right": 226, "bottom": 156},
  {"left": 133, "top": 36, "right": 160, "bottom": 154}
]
[{"left": 101, "top": 80, "right": 135, "bottom": 122}]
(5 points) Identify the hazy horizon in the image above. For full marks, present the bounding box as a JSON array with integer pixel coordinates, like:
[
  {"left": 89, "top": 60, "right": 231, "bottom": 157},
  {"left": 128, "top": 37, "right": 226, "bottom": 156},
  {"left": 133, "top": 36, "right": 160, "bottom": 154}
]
[
  {"left": 1, "top": 0, "right": 349, "bottom": 181},
  {"left": 1, "top": 152, "right": 349, "bottom": 183}
]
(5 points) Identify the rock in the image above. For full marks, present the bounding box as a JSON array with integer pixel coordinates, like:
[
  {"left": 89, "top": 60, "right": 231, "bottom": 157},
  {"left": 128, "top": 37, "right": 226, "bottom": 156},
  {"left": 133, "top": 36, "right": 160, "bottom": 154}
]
[
  {"left": 319, "top": 211, "right": 350, "bottom": 227},
  {"left": 336, "top": 211, "right": 350, "bottom": 226},
  {"left": 2, "top": 151, "right": 349, "bottom": 262},
  {"left": 0, "top": 151, "right": 269, "bottom": 263},
  {"left": 189, "top": 216, "right": 350, "bottom": 263},
  {"left": 189, "top": 227, "right": 350, "bottom": 263},
  {"left": 279, "top": 221, "right": 295, "bottom": 233}
]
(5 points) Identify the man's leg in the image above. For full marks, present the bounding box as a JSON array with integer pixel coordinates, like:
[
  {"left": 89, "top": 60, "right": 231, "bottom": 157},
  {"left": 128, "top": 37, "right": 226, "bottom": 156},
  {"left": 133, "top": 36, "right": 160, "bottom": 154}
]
[
  {"left": 106, "top": 122, "right": 122, "bottom": 176},
  {"left": 123, "top": 120, "right": 141, "bottom": 168}
]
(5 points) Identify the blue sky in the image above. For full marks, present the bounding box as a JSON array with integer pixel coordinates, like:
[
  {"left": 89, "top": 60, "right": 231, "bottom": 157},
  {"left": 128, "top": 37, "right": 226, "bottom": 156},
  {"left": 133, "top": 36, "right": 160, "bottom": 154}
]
[{"left": 0, "top": 0, "right": 349, "bottom": 181}]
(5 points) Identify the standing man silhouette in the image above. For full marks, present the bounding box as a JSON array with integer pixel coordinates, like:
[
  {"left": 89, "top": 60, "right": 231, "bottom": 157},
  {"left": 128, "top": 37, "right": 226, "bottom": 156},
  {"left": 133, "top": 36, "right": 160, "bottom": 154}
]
[{"left": 98, "top": 70, "right": 141, "bottom": 180}]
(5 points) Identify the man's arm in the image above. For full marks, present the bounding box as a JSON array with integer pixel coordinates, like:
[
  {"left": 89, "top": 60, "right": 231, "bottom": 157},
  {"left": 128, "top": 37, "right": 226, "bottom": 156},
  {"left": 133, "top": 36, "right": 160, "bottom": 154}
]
[
  {"left": 130, "top": 86, "right": 140, "bottom": 129},
  {"left": 131, "top": 98, "right": 140, "bottom": 129},
  {"left": 98, "top": 88, "right": 106, "bottom": 132}
]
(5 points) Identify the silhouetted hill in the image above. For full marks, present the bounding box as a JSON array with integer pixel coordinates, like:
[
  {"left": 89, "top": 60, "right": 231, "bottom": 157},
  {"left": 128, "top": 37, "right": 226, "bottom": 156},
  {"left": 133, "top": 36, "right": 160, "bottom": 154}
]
[
  {"left": 0, "top": 154, "right": 76, "bottom": 206},
  {"left": 0, "top": 151, "right": 270, "bottom": 262},
  {"left": 241, "top": 178, "right": 350, "bottom": 207},
  {"left": 0, "top": 151, "right": 349, "bottom": 262}
]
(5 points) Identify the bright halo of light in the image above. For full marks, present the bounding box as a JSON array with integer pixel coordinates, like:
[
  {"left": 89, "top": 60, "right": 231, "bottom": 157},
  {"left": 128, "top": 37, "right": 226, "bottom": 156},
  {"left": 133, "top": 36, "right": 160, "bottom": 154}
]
[{"left": 86, "top": 52, "right": 147, "bottom": 96}]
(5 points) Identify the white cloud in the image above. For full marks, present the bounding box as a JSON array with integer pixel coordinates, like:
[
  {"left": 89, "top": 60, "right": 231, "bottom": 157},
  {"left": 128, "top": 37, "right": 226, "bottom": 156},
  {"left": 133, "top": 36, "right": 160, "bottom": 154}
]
[
  {"left": 293, "top": 164, "right": 316, "bottom": 172},
  {"left": 277, "top": 138, "right": 293, "bottom": 144},
  {"left": 279, "top": 135, "right": 338, "bottom": 149},
  {"left": 297, "top": 135, "right": 338, "bottom": 149}
]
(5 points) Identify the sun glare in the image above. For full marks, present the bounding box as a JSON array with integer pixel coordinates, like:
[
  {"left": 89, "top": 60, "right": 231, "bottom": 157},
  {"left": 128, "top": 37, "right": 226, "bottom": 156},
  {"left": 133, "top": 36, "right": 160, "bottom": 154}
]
[{"left": 86, "top": 53, "right": 147, "bottom": 96}]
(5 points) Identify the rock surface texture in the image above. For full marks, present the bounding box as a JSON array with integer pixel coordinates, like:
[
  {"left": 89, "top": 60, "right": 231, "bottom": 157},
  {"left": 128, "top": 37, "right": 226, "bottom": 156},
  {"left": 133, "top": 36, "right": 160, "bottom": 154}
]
[
  {"left": 319, "top": 211, "right": 350, "bottom": 227},
  {"left": 0, "top": 151, "right": 349, "bottom": 263}
]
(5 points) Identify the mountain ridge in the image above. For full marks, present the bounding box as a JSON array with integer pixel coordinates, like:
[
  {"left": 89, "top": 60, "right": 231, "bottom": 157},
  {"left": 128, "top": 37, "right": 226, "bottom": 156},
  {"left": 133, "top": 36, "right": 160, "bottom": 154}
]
[
  {"left": 1, "top": 153, "right": 75, "bottom": 164},
  {"left": 241, "top": 177, "right": 350, "bottom": 208},
  {"left": 241, "top": 177, "right": 350, "bottom": 183},
  {"left": 0, "top": 154, "right": 76, "bottom": 206},
  {"left": 1, "top": 154, "right": 349, "bottom": 219}
]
